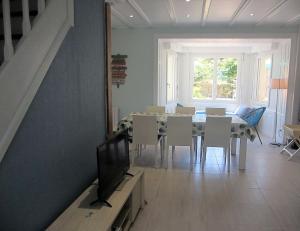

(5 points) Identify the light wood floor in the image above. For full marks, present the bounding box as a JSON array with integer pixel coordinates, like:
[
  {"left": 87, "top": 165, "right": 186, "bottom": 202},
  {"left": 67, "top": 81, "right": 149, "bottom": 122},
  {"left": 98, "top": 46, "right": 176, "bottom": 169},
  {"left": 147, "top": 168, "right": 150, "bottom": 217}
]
[{"left": 130, "top": 138, "right": 300, "bottom": 231}]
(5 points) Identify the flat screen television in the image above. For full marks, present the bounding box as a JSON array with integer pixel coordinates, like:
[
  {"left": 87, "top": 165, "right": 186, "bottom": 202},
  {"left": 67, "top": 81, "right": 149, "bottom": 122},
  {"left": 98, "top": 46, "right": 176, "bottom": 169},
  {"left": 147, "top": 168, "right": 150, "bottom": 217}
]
[{"left": 92, "top": 129, "right": 130, "bottom": 207}]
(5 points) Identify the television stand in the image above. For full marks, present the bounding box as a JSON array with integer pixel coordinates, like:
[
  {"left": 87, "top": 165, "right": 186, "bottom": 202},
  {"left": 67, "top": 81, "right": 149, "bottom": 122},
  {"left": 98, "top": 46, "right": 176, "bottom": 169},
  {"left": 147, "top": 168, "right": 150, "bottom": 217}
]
[{"left": 47, "top": 167, "right": 145, "bottom": 231}]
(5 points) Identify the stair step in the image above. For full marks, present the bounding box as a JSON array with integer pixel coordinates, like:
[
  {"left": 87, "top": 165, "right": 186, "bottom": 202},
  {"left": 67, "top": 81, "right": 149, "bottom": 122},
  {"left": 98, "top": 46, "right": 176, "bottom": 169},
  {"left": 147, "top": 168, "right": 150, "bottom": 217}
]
[
  {"left": 0, "top": 34, "right": 22, "bottom": 41},
  {"left": 0, "top": 10, "right": 38, "bottom": 18}
]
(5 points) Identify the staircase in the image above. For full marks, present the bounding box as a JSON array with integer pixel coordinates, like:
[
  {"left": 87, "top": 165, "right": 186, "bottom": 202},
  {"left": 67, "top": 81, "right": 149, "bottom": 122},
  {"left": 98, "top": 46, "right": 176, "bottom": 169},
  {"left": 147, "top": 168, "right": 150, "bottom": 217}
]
[
  {"left": 0, "top": 0, "right": 74, "bottom": 163},
  {"left": 0, "top": 0, "right": 38, "bottom": 65}
]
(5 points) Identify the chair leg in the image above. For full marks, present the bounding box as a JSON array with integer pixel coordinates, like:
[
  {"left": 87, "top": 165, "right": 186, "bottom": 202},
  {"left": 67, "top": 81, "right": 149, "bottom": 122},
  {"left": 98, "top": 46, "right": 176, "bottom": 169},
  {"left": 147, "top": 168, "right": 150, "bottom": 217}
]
[
  {"left": 193, "top": 137, "right": 198, "bottom": 161},
  {"left": 227, "top": 147, "right": 230, "bottom": 172},
  {"left": 199, "top": 137, "right": 203, "bottom": 162},
  {"left": 172, "top": 146, "right": 175, "bottom": 160},
  {"left": 160, "top": 138, "right": 164, "bottom": 167},
  {"left": 202, "top": 147, "right": 206, "bottom": 169},
  {"left": 155, "top": 144, "right": 159, "bottom": 168},
  {"left": 138, "top": 144, "right": 142, "bottom": 156},
  {"left": 165, "top": 145, "right": 169, "bottom": 169},
  {"left": 254, "top": 127, "right": 263, "bottom": 145},
  {"left": 190, "top": 145, "right": 193, "bottom": 171}
]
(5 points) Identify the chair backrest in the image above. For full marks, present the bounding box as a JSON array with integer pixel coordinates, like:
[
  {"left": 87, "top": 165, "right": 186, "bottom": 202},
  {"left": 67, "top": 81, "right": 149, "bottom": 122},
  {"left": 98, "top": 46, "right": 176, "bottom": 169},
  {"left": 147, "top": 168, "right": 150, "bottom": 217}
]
[
  {"left": 204, "top": 116, "right": 232, "bottom": 148},
  {"left": 243, "top": 107, "right": 266, "bottom": 127},
  {"left": 205, "top": 107, "right": 226, "bottom": 116},
  {"left": 175, "top": 106, "right": 195, "bottom": 115},
  {"left": 234, "top": 105, "right": 253, "bottom": 119},
  {"left": 167, "top": 116, "right": 192, "bottom": 146},
  {"left": 146, "top": 106, "right": 165, "bottom": 114},
  {"left": 132, "top": 115, "right": 158, "bottom": 145}
]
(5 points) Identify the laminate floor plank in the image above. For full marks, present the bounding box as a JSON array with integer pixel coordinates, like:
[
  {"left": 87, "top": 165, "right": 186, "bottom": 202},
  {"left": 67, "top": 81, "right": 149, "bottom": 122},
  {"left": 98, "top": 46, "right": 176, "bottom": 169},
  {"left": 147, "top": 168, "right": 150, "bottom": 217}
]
[{"left": 130, "top": 137, "right": 300, "bottom": 231}]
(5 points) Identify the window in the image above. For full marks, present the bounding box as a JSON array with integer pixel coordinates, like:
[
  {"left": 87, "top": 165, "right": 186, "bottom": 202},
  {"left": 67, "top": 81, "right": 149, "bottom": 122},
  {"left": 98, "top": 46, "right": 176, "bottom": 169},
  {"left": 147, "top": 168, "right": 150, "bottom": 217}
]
[
  {"left": 167, "top": 53, "right": 177, "bottom": 102},
  {"left": 193, "top": 57, "right": 238, "bottom": 101},
  {"left": 256, "top": 56, "right": 272, "bottom": 103}
]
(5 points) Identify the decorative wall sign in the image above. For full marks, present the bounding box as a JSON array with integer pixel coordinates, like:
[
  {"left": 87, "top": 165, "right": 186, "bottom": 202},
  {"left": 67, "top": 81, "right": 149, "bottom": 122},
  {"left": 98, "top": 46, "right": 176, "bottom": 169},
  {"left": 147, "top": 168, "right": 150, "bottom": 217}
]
[{"left": 112, "top": 54, "right": 127, "bottom": 88}]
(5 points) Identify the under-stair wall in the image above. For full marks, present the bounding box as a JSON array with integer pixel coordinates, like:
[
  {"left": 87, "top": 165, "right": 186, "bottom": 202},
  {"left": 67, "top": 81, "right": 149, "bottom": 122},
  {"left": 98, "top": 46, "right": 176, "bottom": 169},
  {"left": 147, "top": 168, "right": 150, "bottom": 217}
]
[{"left": 0, "top": 0, "right": 106, "bottom": 230}]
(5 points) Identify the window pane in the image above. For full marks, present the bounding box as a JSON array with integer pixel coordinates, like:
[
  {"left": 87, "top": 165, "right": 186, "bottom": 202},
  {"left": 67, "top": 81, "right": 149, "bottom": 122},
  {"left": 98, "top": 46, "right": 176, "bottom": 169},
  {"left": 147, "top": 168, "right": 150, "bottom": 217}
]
[
  {"left": 193, "top": 58, "right": 214, "bottom": 99},
  {"left": 257, "top": 57, "right": 271, "bottom": 102},
  {"left": 216, "top": 58, "right": 238, "bottom": 99}
]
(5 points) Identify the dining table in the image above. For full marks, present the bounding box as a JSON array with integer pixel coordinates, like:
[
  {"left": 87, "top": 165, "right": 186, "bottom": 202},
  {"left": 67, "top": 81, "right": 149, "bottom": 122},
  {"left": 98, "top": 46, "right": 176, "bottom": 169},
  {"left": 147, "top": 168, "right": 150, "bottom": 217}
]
[{"left": 118, "top": 112, "right": 256, "bottom": 170}]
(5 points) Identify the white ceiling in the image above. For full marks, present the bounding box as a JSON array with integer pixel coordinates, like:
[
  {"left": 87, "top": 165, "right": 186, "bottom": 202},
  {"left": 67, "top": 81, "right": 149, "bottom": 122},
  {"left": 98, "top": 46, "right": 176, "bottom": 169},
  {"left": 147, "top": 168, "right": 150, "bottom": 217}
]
[{"left": 109, "top": 0, "right": 300, "bottom": 28}]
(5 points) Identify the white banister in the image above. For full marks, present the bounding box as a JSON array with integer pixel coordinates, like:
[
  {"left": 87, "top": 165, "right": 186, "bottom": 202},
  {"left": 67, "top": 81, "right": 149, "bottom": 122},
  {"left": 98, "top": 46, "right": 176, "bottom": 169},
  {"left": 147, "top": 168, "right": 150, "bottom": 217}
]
[
  {"left": 38, "top": 0, "right": 46, "bottom": 15},
  {"left": 0, "top": 0, "right": 74, "bottom": 164},
  {"left": 2, "top": 0, "right": 14, "bottom": 61},
  {"left": 22, "top": 0, "right": 31, "bottom": 36}
]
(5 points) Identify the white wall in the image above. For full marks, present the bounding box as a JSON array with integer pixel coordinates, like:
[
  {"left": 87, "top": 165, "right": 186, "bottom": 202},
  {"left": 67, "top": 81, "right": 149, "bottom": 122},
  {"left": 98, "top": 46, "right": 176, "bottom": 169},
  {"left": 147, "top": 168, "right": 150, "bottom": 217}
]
[
  {"left": 112, "top": 26, "right": 300, "bottom": 126},
  {"left": 112, "top": 29, "right": 154, "bottom": 119}
]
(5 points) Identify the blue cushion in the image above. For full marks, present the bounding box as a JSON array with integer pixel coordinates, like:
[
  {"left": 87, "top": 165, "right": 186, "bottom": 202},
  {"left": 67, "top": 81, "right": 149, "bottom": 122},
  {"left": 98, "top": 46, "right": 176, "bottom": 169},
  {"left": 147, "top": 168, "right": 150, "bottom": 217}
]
[{"left": 235, "top": 106, "right": 253, "bottom": 119}]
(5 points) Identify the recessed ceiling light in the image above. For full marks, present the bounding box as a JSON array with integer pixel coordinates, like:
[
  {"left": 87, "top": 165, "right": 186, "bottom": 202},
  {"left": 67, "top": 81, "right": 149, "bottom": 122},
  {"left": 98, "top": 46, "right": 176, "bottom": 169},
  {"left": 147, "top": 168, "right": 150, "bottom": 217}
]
[
  {"left": 129, "top": 14, "right": 134, "bottom": 18},
  {"left": 186, "top": 14, "right": 190, "bottom": 18},
  {"left": 250, "top": 13, "right": 254, "bottom": 16},
  {"left": 185, "top": 0, "right": 191, "bottom": 2}
]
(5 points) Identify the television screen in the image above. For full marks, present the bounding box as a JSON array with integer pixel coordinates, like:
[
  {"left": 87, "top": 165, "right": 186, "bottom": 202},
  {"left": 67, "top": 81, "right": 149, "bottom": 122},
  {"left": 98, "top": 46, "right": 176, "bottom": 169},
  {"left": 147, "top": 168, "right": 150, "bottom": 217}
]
[{"left": 96, "top": 129, "right": 130, "bottom": 202}]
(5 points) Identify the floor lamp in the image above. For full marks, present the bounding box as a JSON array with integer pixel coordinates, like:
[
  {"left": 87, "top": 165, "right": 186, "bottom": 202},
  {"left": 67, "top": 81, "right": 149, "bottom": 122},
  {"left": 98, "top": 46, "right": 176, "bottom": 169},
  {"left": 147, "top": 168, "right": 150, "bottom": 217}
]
[{"left": 270, "top": 79, "right": 288, "bottom": 146}]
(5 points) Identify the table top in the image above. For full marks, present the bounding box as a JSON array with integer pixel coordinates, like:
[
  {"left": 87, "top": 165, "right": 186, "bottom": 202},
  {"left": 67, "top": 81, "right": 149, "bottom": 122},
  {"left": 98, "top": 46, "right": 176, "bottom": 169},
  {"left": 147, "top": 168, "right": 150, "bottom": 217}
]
[
  {"left": 119, "top": 113, "right": 255, "bottom": 141},
  {"left": 130, "top": 112, "right": 247, "bottom": 125}
]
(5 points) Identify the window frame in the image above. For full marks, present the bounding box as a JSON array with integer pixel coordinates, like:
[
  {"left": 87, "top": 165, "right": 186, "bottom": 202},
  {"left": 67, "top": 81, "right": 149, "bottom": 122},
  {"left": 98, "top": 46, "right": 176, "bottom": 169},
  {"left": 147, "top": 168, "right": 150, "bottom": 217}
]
[
  {"left": 254, "top": 53, "right": 273, "bottom": 106},
  {"left": 190, "top": 54, "right": 241, "bottom": 104},
  {"left": 166, "top": 50, "right": 178, "bottom": 104}
]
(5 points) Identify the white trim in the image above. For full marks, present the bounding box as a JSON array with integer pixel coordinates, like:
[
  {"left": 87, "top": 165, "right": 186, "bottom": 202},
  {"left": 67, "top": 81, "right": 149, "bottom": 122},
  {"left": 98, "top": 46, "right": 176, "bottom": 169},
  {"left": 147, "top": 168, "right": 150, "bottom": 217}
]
[
  {"left": 201, "top": 0, "right": 212, "bottom": 26},
  {"left": 166, "top": 0, "right": 177, "bottom": 24},
  {"left": 230, "top": 0, "right": 252, "bottom": 26},
  {"left": 128, "top": 0, "right": 151, "bottom": 26},
  {"left": 256, "top": 0, "right": 288, "bottom": 26}
]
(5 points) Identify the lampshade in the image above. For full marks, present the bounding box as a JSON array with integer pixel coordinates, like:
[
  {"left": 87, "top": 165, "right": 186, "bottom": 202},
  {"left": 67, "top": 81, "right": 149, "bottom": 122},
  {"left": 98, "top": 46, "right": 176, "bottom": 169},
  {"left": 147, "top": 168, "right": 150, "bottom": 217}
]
[{"left": 271, "top": 79, "right": 288, "bottom": 89}]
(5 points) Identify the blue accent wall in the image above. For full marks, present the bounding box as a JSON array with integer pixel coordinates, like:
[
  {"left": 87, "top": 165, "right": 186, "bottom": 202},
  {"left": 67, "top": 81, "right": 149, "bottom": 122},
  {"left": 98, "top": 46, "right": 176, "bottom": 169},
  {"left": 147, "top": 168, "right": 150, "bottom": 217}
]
[{"left": 0, "top": 0, "right": 106, "bottom": 230}]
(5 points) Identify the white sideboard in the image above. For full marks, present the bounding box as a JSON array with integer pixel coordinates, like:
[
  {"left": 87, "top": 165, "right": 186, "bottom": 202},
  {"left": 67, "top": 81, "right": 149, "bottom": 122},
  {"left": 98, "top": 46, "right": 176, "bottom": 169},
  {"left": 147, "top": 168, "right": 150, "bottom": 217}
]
[{"left": 47, "top": 167, "right": 145, "bottom": 231}]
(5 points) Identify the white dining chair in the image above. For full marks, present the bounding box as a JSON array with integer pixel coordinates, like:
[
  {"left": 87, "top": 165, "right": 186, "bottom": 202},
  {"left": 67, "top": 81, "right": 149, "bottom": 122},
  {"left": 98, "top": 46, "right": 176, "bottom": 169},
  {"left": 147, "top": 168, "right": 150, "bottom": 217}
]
[
  {"left": 175, "top": 106, "right": 197, "bottom": 158},
  {"left": 146, "top": 106, "right": 165, "bottom": 114},
  {"left": 205, "top": 107, "right": 226, "bottom": 116},
  {"left": 201, "top": 116, "right": 232, "bottom": 172},
  {"left": 175, "top": 106, "right": 196, "bottom": 115},
  {"left": 166, "top": 116, "right": 194, "bottom": 170},
  {"left": 132, "top": 115, "right": 164, "bottom": 167}
]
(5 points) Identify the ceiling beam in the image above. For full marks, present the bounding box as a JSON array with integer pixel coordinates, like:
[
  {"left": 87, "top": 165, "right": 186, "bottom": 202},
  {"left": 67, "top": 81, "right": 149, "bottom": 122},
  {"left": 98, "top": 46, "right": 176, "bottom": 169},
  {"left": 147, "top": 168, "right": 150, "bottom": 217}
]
[
  {"left": 201, "top": 0, "right": 212, "bottom": 26},
  {"left": 287, "top": 14, "right": 300, "bottom": 25},
  {"left": 256, "top": 0, "right": 288, "bottom": 25},
  {"left": 230, "top": 0, "right": 252, "bottom": 26},
  {"left": 128, "top": 0, "right": 152, "bottom": 26},
  {"left": 166, "top": 0, "right": 177, "bottom": 24},
  {"left": 111, "top": 6, "right": 133, "bottom": 28}
]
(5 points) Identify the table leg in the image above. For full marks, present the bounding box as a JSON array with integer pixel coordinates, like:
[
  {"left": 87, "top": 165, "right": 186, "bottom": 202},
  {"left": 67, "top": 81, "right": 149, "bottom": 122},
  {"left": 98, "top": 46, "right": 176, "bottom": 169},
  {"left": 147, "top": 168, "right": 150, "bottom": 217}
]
[
  {"left": 231, "top": 138, "right": 237, "bottom": 155},
  {"left": 140, "top": 171, "right": 145, "bottom": 209},
  {"left": 239, "top": 136, "right": 247, "bottom": 170},
  {"left": 164, "top": 138, "right": 168, "bottom": 169}
]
